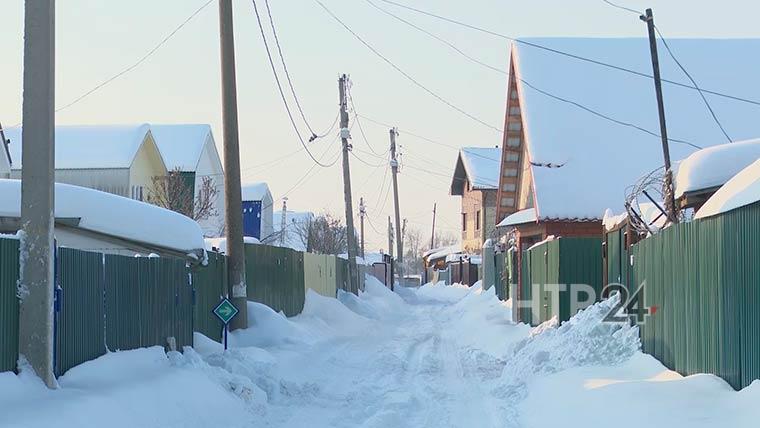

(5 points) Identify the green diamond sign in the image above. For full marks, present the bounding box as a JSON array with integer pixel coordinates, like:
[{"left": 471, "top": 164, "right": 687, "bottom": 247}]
[{"left": 213, "top": 298, "right": 239, "bottom": 325}]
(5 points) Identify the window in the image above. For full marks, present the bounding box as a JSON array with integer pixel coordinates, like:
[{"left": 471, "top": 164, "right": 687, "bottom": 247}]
[
  {"left": 462, "top": 213, "right": 467, "bottom": 231},
  {"left": 476, "top": 210, "right": 481, "bottom": 230},
  {"left": 509, "top": 106, "right": 521, "bottom": 116},
  {"left": 131, "top": 185, "right": 144, "bottom": 201},
  {"left": 503, "top": 168, "right": 518, "bottom": 177},
  {"left": 506, "top": 152, "right": 519, "bottom": 162},
  {"left": 508, "top": 121, "right": 522, "bottom": 132},
  {"left": 502, "top": 183, "right": 516, "bottom": 192},
  {"left": 501, "top": 197, "right": 515, "bottom": 207},
  {"left": 510, "top": 90, "right": 518, "bottom": 100},
  {"left": 507, "top": 137, "right": 521, "bottom": 147}
]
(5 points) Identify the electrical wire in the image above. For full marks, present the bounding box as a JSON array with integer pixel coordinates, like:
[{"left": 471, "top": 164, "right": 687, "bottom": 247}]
[
  {"left": 263, "top": 0, "right": 339, "bottom": 140},
  {"left": 350, "top": 150, "right": 386, "bottom": 168},
  {"left": 375, "top": 0, "right": 760, "bottom": 107},
  {"left": 251, "top": 0, "right": 338, "bottom": 167},
  {"left": 347, "top": 86, "right": 387, "bottom": 155},
  {"left": 654, "top": 26, "right": 732, "bottom": 143},
  {"left": 601, "top": 0, "right": 642, "bottom": 15},
  {"left": 313, "top": 0, "right": 503, "bottom": 133}
]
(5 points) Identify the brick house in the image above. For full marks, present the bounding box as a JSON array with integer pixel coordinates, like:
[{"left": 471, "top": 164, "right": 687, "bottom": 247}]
[{"left": 450, "top": 147, "right": 501, "bottom": 254}]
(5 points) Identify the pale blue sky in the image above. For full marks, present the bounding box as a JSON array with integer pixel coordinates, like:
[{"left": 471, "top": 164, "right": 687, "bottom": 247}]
[{"left": 1, "top": 0, "right": 758, "bottom": 250}]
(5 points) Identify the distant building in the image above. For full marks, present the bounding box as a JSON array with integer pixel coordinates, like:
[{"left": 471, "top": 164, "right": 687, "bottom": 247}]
[
  {"left": 241, "top": 182, "right": 274, "bottom": 241},
  {"left": 449, "top": 147, "right": 501, "bottom": 254},
  {"left": 0, "top": 128, "right": 10, "bottom": 179},
  {"left": 271, "top": 210, "right": 314, "bottom": 252},
  {"left": 150, "top": 124, "right": 225, "bottom": 236},
  {"left": 6, "top": 124, "right": 166, "bottom": 201}
]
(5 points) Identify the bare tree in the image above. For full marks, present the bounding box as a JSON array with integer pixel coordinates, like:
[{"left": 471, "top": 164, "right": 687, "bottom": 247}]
[
  {"left": 148, "top": 167, "right": 218, "bottom": 221},
  {"left": 402, "top": 227, "right": 424, "bottom": 275},
  {"left": 294, "top": 212, "right": 350, "bottom": 255}
]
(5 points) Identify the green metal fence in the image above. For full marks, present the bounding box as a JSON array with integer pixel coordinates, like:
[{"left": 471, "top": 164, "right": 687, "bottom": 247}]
[
  {"left": 192, "top": 251, "right": 227, "bottom": 342},
  {"left": 0, "top": 237, "right": 19, "bottom": 373},
  {"left": 631, "top": 202, "right": 760, "bottom": 390},
  {"left": 245, "top": 244, "right": 305, "bottom": 317},
  {"left": 55, "top": 248, "right": 107, "bottom": 376},
  {"left": 518, "top": 237, "right": 603, "bottom": 325}
]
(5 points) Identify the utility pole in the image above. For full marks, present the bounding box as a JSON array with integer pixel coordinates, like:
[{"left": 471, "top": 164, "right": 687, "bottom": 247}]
[
  {"left": 18, "top": 0, "right": 56, "bottom": 388},
  {"left": 219, "top": 0, "right": 247, "bottom": 330},
  {"left": 430, "top": 203, "right": 437, "bottom": 248},
  {"left": 641, "top": 8, "right": 678, "bottom": 223},
  {"left": 359, "top": 197, "right": 366, "bottom": 258},
  {"left": 280, "top": 197, "right": 288, "bottom": 247},
  {"left": 338, "top": 74, "right": 359, "bottom": 291},
  {"left": 389, "top": 128, "right": 403, "bottom": 277},
  {"left": 387, "top": 216, "right": 394, "bottom": 259}
]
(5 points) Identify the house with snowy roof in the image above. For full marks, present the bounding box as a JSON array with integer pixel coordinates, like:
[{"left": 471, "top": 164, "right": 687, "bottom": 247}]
[
  {"left": 0, "top": 179, "right": 205, "bottom": 261},
  {"left": 240, "top": 182, "right": 274, "bottom": 241},
  {"left": 6, "top": 124, "right": 167, "bottom": 202},
  {"left": 495, "top": 38, "right": 760, "bottom": 251},
  {"left": 150, "top": 124, "right": 225, "bottom": 236},
  {"left": 449, "top": 147, "right": 501, "bottom": 254}
]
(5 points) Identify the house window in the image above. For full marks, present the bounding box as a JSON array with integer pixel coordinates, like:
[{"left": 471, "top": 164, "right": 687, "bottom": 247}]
[
  {"left": 502, "top": 183, "right": 516, "bottom": 192},
  {"left": 506, "top": 152, "right": 519, "bottom": 162},
  {"left": 131, "top": 185, "right": 144, "bottom": 201},
  {"left": 501, "top": 197, "right": 515, "bottom": 207},
  {"left": 476, "top": 210, "right": 481, "bottom": 230},
  {"left": 507, "top": 137, "right": 521, "bottom": 147},
  {"left": 503, "top": 168, "right": 518, "bottom": 177},
  {"left": 462, "top": 213, "right": 467, "bottom": 231},
  {"left": 509, "top": 106, "right": 521, "bottom": 116},
  {"left": 508, "top": 121, "right": 522, "bottom": 132},
  {"left": 510, "top": 90, "right": 518, "bottom": 100}
]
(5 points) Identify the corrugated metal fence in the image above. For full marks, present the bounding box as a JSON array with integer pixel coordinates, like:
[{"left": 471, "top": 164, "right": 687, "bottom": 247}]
[
  {"left": 0, "top": 238, "right": 19, "bottom": 373},
  {"left": 245, "top": 244, "right": 306, "bottom": 317}
]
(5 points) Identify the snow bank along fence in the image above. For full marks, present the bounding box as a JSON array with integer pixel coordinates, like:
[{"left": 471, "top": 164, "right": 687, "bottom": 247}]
[
  {"left": 517, "top": 237, "right": 603, "bottom": 326},
  {"left": 628, "top": 202, "right": 760, "bottom": 390}
]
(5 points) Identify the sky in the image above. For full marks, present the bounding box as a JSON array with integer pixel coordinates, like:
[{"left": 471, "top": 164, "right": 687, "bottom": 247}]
[{"left": 1, "top": 0, "right": 759, "bottom": 252}]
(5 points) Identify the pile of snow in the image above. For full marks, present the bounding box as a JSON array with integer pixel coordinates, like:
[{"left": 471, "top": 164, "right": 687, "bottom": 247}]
[
  {"left": 414, "top": 281, "right": 471, "bottom": 303},
  {"left": 297, "top": 289, "right": 371, "bottom": 335},
  {"left": 204, "top": 236, "right": 260, "bottom": 253},
  {"left": 229, "top": 301, "right": 314, "bottom": 348},
  {"left": 0, "top": 179, "right": 205, "bottom": 253},
  {"left": 338, "top": 275, "right": 406, "bottom": 320},
  {"left": 675, "top": 138, "right": 760, "bottom": 198},
  {"left": 695, "top": 158, "right": 760, "bottom": 219},
  {"left": 602, "top": 208, "right": 628, "bottom": 231}
]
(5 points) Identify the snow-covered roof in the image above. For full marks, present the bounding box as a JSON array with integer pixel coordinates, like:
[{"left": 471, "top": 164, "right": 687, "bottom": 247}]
[
  {"left": 242, "top": 182, "right": 272, "bottom": 202},
  {"left": 674, "top": 138, "right": 760, "bottom": 198},
  {"left": 513, "top": 38, "right": 760, "bottom": 220},
  {"left": 695, "top": 158, "right": 760, "bottom": 220},
  {"left": 451, "top": 147, "right": 500, "bottom": 194},
  {"left": 5, "top": 124, "right": 153, "bottom": 169},
  {"left": 0, "top": 179, "right": 204, "bottom": 253},
  {"left": 150, "top": 124, "right": 213, "bottom": 172},
  {"left": 427, "top": 245, "right": 460, "bottom": 261},
  {"left": 497, "top": 208, "right": 537, "bottom": 227}
]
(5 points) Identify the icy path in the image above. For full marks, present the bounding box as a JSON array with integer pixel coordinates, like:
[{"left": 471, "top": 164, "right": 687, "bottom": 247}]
[{"left": 2, "top": 279, "right": 759, "bottom": 428}]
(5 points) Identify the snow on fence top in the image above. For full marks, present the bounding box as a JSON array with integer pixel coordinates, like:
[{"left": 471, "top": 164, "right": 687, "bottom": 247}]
[
  {"left": 695, "top": 158, "right": 760, "bottom": 220},
  {"left": 150, "top": 124, "right": 213, "bottom": 172},
  {"left": 0, "top": 179, "right": 205, "bottom": 253},
  {"left": 5, "top": 124, "right": 152, "bottom": 169},
  {"left": 242, "top": 182, "right": 272, "bottom": 202},
  {"left": 513, "top": 38, "right": 760, "bottom": 220},
  {"left": 459, "top": 148, "right": 501, "bottom": 190},
  {"left": 497, "top": 208, "right": 537, "bottom": 227},
  {"left": 674, "top": 138, "right": 760, "bottom": 198}
]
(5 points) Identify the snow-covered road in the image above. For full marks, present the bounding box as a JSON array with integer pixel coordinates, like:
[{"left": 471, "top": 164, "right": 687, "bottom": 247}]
[{"left": 2, "top": 278, "right": 758, "bottom": 428}]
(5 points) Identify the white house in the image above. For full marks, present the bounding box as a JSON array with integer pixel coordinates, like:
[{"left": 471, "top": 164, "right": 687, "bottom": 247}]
[
  {"left": 6, "top": 124, "right": 167, "bottom": 201},
  {"left": 0, "top": 128, "right": 10, "bottom": 178},
  {"left": 0, "top": 179, "right": 205, "bottom": 261},
  {"left": 241, "top": 182, "right": 274, "bottom": 241},
  {"left": 150, "top": 124, "right": 226, "bottom": 236},
  {"left": 271, "top": 210, "right": 314, "bottom": 251}
]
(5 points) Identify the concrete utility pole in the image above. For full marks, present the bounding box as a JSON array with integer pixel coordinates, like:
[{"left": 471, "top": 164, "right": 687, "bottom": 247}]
[
  {"left": 389, "top": 128, "right": 403, "bottom": 277},
  {"left": 219, "top": 0, "right": 247, "bottom": 330},
  {"left": 280, "top": 197, "right": 288, "bottom": 247},
  {"left": 338, "top": 74, "right": 359, "bottom": 291},
  {"left": 19, "top": 0, "right": 56, "bottom": 388},
  {"left": 430, "top": 203, "right": 437, "bottom": 249},
  {"left": 641, "top": 8, "right": 678, "bottom": 224},
  {"left": 359, "top": 197, "right": 366, "bottom": 258}
]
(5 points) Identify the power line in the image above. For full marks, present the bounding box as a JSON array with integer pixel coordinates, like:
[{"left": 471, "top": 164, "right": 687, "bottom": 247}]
[
  {"left": 347, "top": 85, "right": 388, "bottom": 155},
  {"left": 313, "top": 0, "right": 503, "bottom": 133},
  {"left": 375, "top": 0, "right": 760, "bottom": 107},
  {"left": 654, "top": 26, "right": 732, "bottom": 143},
  {"left": 350, "top": 150, "right": 386, "bottom": 167},
  {"left": 263, "top": 0, "right": 338, "bottom": 140},
  {"left": 56, "top": 0, "right": 215, "bottom": 114},
  {"left": 519, "top": 78, "right": 702, "bottom": 150},
  {"left": 251, "top": 0, "right": 337, "bottom": 167},
  {"left": 601, "top": 0, "right": 642, "bottom": 15}
]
